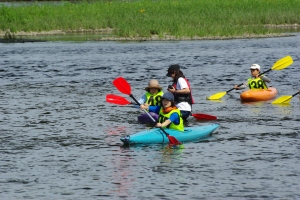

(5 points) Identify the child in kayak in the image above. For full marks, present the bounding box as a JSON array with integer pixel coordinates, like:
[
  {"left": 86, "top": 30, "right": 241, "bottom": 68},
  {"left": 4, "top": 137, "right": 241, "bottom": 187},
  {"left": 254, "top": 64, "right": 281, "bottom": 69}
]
[
  {"left": 234, "top": 64, "right": 271, "bottom": 90},
  {"left": 135, "top": 79, "right": 163, "bottom": 124},
  {"left": 166, "top": 64, "right": 194, "bottom": 122},
  {"left": 140, "top": 91, "right": 184, "bottom": 131},
  {"left": 137, "top": 79, "right": 163, "bottom": 106}
]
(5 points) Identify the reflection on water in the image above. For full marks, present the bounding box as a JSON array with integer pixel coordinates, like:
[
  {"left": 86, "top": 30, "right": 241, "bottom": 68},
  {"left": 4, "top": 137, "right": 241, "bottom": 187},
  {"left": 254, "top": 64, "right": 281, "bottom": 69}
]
[
  {"left": 0, "top": 34, "right": 300, "bottom": 199},
  {"left": 161, "top": 144, "right": 185, "bottom": 163},
  {"left": 273, "top": 104, "right": 294, "bottom": 115}
]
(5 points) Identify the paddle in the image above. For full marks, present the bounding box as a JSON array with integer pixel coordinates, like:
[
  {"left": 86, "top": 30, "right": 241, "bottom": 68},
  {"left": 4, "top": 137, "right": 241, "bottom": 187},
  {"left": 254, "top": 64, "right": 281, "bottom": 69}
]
[
  {"left": 106, "top": 94, "right": 217, "bottom": 120},
  {"left": 106, "top": 94, "right": 131, "bottom": 105},
  {"left": 271, "top": 91, "right": 300, "bottom": 104},
  {"left": 112, "top": 76, "right": 181, "bottom": 145},
  {"left": 207, "top": 55, "right": 293, "bottom": 100},
  {"left": 191, "top": 113, "right": 217, "bottom": 120}
]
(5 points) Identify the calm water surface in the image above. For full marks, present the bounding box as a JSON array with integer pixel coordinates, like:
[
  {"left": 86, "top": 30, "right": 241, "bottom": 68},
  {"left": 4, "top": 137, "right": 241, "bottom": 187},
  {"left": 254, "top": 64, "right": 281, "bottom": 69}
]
[{"left": 0, "top": 34, "right": 300, "bottom": 199}]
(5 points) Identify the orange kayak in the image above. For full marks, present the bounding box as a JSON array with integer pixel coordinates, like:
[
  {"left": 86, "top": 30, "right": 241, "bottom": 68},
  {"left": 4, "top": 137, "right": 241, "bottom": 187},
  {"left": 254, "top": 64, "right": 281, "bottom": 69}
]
[{"left": 240, "top": 87, "right": 278, "bottom": 102}]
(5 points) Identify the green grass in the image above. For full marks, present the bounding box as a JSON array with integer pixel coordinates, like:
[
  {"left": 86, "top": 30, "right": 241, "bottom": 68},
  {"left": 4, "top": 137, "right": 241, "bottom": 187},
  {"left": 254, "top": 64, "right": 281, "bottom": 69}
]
[{"left": 0, "top": 0, "right": 299, "bottom": 39}]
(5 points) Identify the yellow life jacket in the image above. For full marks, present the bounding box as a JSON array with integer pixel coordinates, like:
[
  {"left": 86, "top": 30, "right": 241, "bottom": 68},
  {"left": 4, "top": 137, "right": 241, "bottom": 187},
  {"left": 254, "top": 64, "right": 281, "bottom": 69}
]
[
  {"left": 145, "top": 91, "right": 163, "bottom": 106},
  {"left": 158, "top": 108, "right": 184, "bottom": 131},
  {"left": 247, "top": 76, "right": 268, "bottom": 89}
]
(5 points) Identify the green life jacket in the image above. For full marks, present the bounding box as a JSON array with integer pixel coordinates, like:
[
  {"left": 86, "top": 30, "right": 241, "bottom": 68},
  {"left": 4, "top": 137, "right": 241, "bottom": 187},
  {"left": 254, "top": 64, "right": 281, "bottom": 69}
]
[
  {"left": 145, "top": 91, "right": 163, "bottom": 106},
  {"left": 158, "top": 108, "right": 184, "bottom": 131},
  {"left": 247, "top": 76, "right": 268, "bottom": 89}
]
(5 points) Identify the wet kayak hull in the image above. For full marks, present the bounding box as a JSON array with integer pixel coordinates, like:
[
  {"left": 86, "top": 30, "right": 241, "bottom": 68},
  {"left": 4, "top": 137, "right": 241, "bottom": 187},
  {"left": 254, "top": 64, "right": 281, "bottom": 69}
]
[
  {"left": 240, "top": 87, "right": 277, "bottom": 102},
  {"left": 120, "top": 124, "right": 219, "bottom": 144}
]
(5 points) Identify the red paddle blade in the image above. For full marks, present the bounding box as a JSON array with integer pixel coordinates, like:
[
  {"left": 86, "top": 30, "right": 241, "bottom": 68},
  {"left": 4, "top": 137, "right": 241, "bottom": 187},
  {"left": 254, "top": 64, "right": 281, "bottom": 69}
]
[
  {"left": 192, "top": 113, "right": 217, "bottom": 120},
  {"left": 167, "top": 135, "right": 182, "bottom": 145},
  {"left": 106, "top": 94, "right": 131, "bottom": 105},
  {"left": 113, "top": 77, "right": 132, "bottom": 95}
]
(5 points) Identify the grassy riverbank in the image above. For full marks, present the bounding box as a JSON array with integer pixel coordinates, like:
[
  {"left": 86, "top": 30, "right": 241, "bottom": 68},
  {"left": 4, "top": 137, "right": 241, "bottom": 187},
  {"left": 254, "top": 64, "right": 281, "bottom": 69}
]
[{"left": 1, "top": 0, "right": 300, "bottom": 40}]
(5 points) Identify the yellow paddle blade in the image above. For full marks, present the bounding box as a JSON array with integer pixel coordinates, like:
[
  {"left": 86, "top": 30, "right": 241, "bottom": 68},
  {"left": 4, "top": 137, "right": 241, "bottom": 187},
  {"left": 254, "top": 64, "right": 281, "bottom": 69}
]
[
  {"left": 271, "top": 95, "right": 292, "bottom": 104},
  {"left": 207, "top": 92, "right": 227, "bottom": 100},
  {"left": 271, "top": 55, "right": 293, "bottom": 70}
]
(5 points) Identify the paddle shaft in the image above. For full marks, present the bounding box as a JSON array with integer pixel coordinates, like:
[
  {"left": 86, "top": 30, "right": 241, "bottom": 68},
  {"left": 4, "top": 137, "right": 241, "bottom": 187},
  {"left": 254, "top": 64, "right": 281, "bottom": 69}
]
[
  {"left": 108, "top": 93, "right": 217, "bottom": 120},
  {"left": 292, "top": 91, "right": 300, "bottom": 97},
  {"left": 259, "top": 68, "right": 272, "bottom": 76},
  {"left": 207, "top": 56, "right": 293, "bottom": 100},
  {"left": 130, "top": 96, "right": 216, "bottom": 120},
  {"left": 226, "top": 83, "right": 243, "bottom": 93},
  {"left": 129, "top": 94, "right": 171, "bottom": 137},
  {"left": 130, "top": 95, "right": 157, "bottom": 122},
  {"left": 112, "top": 76, "right": 181, "bottom": 145},
  {"left": 228, "top": 69, "right": 273, "bottom": 93}
]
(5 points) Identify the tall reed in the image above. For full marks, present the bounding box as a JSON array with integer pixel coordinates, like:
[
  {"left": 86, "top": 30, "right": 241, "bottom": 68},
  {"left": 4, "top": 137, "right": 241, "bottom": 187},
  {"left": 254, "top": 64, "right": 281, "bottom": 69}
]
[{"left": 0, "top": 0, "right": 299, "bottom": 39}]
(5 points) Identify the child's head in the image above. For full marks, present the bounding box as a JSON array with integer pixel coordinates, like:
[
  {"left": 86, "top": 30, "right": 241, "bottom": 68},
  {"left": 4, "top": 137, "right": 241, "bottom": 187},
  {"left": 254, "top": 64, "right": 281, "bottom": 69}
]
[
  {"left": 250, "top": 64, "right": 261, "bottom": 76},
  {"left": 145, "top": 79, "right": 162, "bottom": 94},
  {"left": 161, "top": 91, "right": 175, "bottom": 108}
]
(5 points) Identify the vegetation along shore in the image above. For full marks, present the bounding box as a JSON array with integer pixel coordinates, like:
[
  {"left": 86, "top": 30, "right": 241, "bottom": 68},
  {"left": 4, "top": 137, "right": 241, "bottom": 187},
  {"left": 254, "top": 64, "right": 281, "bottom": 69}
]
[{"left": 0, "top": 0, "right": 300, "bottom": 41}]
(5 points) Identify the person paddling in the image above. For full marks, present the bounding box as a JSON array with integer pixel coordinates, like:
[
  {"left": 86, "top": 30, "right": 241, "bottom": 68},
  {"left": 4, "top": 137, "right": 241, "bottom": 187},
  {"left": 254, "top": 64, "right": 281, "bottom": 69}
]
[
  {"left": 234, "top": 64, "right": 271, "bottom": 90},
  {"left": 135, "top": 79, "right": 163, "bottom": 124},
  {"left": 140, "top": 91, "right": 184, "bottom": 131},
  {"left": 137, "top": 79, "right": 164, "bottom": 106},
  {"left": 166, "top": 64, "right": 194, "bottom": 122}
]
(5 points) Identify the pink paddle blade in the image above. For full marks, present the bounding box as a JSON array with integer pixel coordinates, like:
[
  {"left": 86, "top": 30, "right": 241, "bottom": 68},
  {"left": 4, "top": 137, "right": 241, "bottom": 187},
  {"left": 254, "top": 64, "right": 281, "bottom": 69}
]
[
  {"left": 106, "top": 94, "right": 131, "bottom": 105},
  {"left": 192, "top": 113, "right": 217, "bottom": 120},
  {"left": 113, "top": 77, "right": 132, "bottom": 95},
  {"left": 167, "top": 135, "right": 182, "bottom": 145}
]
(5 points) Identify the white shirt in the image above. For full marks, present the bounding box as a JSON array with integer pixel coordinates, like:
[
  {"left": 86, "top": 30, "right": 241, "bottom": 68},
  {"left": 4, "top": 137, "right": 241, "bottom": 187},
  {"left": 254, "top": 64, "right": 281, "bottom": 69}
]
[{"left": 175, "top": 77, "right": 191, "bottom": 112}]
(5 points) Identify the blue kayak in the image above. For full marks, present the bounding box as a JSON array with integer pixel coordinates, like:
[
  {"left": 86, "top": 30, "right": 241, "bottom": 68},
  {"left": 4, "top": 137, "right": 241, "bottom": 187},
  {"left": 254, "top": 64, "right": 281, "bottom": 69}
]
[{"left": 120, "top": 124, "right": 219, "bottom": 144}]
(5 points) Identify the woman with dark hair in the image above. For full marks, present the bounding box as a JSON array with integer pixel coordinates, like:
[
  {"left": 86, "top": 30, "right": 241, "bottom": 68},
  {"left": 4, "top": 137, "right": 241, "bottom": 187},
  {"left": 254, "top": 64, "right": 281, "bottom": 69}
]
[{"left": 166, "top": 64, "right": 194, "bottom": 121}]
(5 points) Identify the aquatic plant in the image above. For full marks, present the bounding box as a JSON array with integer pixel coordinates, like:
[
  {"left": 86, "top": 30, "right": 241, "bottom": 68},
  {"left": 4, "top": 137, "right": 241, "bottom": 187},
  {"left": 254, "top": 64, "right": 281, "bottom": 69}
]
[{"left": 0, "top": 0, "right": 299, "bottom": 39}]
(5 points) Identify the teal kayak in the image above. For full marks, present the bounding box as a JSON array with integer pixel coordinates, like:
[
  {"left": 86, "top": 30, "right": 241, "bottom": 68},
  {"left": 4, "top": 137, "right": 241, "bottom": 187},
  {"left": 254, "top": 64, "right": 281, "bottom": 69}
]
[{"left": 120, "top": 124, "right": 219, "bottom": 144}]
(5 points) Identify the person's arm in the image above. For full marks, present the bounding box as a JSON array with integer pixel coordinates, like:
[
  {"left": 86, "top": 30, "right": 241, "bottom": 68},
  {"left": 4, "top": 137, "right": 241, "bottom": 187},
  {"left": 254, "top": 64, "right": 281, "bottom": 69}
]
[
  {"left": 260, "top": 75, "right": 271, "bottom": 83},
  {"left": 156, "top": 119, "right": 172, "bottom": 128},
  {"left": 156, "top": 112, "right": 179, "bottom": 128},
  {"left": 176, "top": 77, "right": 190, "bottom": 94},
  {"left": 133, "top": 94, "right": 147, "bottom": 108},
  {"left": 175, "top": 87, "right": 190, "bottom": 94},
  {"left": 234, "top": 82, "right": 248, "bottom": 90},
  {"left": 140, "top": 105, "right": 160, "bottom": 114},
  {"left": 168, "top": 77, "right": 190, "bottom": 94}
]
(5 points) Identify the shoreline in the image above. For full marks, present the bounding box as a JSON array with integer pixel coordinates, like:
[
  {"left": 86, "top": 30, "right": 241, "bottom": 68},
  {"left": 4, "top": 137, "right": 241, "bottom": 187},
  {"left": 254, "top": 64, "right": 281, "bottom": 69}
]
[
  {"left": 1, "top": 0, "right": 300, "bottom": 42},
  {"left": 1, "top": 24, "right": 299, "bottom": 42}
]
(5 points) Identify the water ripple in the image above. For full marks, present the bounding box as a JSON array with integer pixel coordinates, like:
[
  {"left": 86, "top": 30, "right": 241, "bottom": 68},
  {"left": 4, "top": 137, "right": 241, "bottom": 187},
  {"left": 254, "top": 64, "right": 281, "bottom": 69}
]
[{"left": 0, "top": 34, "right": 300, "bottom": 199}]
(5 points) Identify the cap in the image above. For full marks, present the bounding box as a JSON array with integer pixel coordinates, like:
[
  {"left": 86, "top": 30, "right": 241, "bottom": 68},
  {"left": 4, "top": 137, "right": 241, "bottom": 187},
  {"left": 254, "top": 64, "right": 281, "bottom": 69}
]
[
  {"left": 144, "top": 79, "right": 162, "bottom": 91},
  {"left": 166, "top": 64, "right": 180, "bottom": 77},
  {"left": 250, "top": 64, "right": 261, "bottom": 70},
  {"left": 162, "top": 91, "right": 174, "bottom": 101}
]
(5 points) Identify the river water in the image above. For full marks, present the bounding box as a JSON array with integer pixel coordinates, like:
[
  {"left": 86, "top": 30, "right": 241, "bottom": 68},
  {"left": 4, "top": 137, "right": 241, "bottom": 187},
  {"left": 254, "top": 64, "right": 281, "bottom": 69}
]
[{"left": 0, "top": 33, "right": 299, "bottom": 199}]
